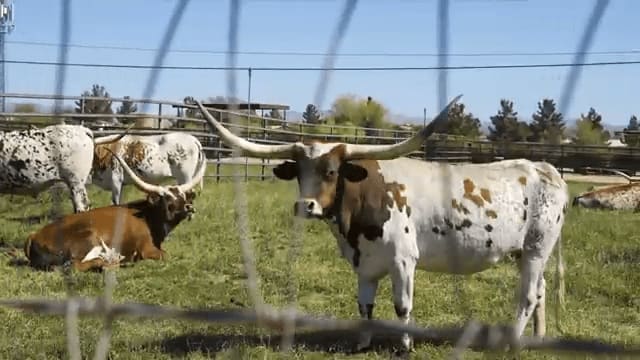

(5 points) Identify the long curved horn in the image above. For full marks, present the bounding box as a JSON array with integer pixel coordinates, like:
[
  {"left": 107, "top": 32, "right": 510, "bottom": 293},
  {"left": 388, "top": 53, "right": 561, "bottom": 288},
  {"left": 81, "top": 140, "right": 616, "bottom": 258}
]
[
  {"left": 93, "top": 124, "right": 135, "bottom": 145},
  {"left": 342, "top": 94, "right": 462, "bottom": 160},
  {"left": 176, "top": 151, "right": 208, "bottom": 193},
  {"left": 195, "top": 100, "right": 302, "bottom": 159},
  {"left": 607, "top": 169, "right": 640, "bottom": 183},
  {"left": 103, "top": 147, "right": 171, "bottom": 197}
]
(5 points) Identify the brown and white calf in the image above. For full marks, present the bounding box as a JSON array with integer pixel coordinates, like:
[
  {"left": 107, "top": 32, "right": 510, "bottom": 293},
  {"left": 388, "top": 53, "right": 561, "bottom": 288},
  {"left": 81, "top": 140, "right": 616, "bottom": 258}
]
[
  {"left": 196, "top": 97, "right": 568, "bottom": 352},
  {"left": 24, "top": 147, "right": 207, "bottom": 272}
]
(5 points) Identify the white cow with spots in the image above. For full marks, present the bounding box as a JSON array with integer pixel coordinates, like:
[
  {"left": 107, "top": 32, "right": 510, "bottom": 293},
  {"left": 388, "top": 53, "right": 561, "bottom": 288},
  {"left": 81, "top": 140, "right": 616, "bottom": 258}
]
[
  {"left": 196, "top": 97, "right": 568, "bottom": 353},
  {"left": 0, "top": 124, "right": 128, "bottom": 212},
  {"left": 91, "top": 132, "right": 206, "bottom": 205}
]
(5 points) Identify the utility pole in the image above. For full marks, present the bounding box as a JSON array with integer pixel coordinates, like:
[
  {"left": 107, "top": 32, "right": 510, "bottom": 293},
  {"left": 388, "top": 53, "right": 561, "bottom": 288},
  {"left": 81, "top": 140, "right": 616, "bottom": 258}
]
[
  {"left": 0, "top": 0, "right": 15, "bottom": 115},
  {"left": 423, "top": 107, "right": 427, "bottom": 127}
]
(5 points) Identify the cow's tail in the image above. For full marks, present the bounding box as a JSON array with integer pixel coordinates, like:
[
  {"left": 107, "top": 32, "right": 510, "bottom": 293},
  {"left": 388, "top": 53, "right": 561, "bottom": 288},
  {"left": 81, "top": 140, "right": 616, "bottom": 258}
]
[{"left": 195, "top": 140, "right": 206, "bottom": 191}]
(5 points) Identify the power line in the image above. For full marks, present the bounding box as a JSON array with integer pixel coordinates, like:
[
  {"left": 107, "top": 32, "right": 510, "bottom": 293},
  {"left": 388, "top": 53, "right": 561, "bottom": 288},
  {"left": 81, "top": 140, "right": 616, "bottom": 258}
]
[
  {"left": 4, "top": 58, "right": 640, "bottom": 70},
  {"left": 6, "top": 39, "right": 640, "bottom": 58}
]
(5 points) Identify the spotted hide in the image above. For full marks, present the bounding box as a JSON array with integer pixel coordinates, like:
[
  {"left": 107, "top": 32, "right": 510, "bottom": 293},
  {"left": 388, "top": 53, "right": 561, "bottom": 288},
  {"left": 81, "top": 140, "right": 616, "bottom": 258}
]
[
  {"left": 0, "top": 124, "right": 127, "bottom": 212},
  {"left": 196, "top": 97, "right": 569, "bottom": 354},
  {"left": 24, "top": 147, "right": 207, "bottom": 272},
  {"left": 572, "top": 182, "right": 640, "bottom": 210},
  {"left": 92, "top": 132, "right": 206, "bottom": 205}
]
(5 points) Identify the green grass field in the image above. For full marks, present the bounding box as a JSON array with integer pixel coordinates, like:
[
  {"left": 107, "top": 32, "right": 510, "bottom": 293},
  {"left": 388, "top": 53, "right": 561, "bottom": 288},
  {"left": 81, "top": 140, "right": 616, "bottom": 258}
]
[{"left": 0, "top": 169, "right": 638, "bottom": 359}]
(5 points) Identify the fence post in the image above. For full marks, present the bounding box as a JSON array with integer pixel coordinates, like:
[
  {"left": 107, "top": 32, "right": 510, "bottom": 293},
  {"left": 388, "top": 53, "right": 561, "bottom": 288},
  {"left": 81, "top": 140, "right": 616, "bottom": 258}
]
[{"left": 216, "top": 141, "right": 221, "bottom": 183}]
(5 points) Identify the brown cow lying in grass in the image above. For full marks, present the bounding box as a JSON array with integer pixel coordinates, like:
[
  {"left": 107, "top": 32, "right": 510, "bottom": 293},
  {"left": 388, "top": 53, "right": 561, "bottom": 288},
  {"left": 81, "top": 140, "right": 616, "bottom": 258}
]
[{"left": 23, "top": 148, "right": 207, "bottom": 271}]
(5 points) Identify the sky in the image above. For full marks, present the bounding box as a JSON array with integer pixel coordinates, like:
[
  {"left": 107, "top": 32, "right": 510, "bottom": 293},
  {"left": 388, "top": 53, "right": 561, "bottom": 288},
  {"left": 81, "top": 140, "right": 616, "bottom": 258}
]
[{"left": 3, "top": 0, "right": 640, "bottom": 127}]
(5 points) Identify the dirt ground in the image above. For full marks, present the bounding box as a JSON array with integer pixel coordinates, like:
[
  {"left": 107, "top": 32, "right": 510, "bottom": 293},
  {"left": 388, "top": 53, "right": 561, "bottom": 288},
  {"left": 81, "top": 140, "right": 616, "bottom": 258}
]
[{"left": 561, "top": 173, "right": 630, "bottom": 185}]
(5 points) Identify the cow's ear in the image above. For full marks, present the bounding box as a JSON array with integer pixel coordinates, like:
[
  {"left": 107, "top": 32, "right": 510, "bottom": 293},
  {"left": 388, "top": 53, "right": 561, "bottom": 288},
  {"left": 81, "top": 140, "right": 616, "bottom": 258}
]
[
  {"left": 340, "top": 162, "right": 368, "bottom": 182},
  {"left": 273, "top": 161, "right": 297, "bottom": 180}
]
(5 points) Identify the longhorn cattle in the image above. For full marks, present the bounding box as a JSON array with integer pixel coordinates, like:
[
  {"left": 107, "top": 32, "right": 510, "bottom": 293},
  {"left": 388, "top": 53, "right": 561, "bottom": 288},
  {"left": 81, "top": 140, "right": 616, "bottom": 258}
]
[
  {"left": 0, "top": 124, "right": 128, "bottom": 213},
  {"left": 572, "top": 171, "right": 640, "bottom": 210},
  {"left": 196, "top": 98, "right": 568, "bottom": 353},
  {"left": 23, "top": 147, "right": 207, "bottom": 272},
  {"left": 91, "top": 132, "right": 206, "bottom": 205}
]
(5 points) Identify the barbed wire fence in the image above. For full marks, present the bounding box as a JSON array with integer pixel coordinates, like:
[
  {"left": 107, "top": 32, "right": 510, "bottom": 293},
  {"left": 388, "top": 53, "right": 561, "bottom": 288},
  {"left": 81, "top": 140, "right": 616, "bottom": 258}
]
[{"left": 1, "top": 0, "right": 640, "bottom": 359}]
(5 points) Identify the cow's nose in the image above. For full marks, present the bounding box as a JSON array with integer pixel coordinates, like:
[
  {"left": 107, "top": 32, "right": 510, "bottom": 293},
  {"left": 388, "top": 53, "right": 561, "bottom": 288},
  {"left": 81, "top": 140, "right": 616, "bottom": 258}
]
[
  {"left": 294, "top": 198, "right": 321, "bottom": 217},
  {"left": 572, "top": 196, "right": 581, "bottom": 206}
]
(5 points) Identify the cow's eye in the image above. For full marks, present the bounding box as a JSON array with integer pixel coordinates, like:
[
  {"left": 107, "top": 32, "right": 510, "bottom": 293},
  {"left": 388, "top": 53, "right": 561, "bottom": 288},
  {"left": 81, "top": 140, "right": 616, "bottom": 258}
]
[{"left": 326, "top": 169, "right": 336, "bottom": 178}]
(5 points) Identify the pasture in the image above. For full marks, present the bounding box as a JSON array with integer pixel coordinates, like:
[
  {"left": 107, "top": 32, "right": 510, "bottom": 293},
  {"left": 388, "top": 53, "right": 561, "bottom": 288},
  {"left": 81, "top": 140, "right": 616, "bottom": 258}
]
[{"left": 0, "top": 166, "right": 638, "bottom": 359}]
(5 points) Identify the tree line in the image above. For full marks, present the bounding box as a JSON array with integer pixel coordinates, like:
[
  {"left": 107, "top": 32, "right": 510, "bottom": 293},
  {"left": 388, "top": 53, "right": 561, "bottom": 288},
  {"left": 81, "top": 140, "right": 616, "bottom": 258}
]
[
  {"left": 9, "top": 82, "right": 639, "bottom": 147},
  {"left": 301, "top": 95, "right": 635, "bottom": 146}
]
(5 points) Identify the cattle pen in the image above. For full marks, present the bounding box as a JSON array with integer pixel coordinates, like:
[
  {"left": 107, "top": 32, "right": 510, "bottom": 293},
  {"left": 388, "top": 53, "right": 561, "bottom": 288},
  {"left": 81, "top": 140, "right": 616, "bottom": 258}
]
[
  {"left": 0, "top": 0, "right": 639, "bottom": 359},
  {"left": 1, "top": 92, "right": 640, "bottom": 183}
]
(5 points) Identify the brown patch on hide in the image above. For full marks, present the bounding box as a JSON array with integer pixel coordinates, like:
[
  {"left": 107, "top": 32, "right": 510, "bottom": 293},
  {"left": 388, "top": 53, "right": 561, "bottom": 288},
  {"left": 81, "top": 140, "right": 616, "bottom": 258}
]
[
  {"left": 518, "top": 176, "right": 527, "bottom": 186},
  {"left": 463, "top": 178, "right": 485, "bottom": 207},
  {"left": 480, "top": 188, "right": 492, "bottom": 203},
  {"left": 93, "top": 140, "right": 147, "bottom": 172}
]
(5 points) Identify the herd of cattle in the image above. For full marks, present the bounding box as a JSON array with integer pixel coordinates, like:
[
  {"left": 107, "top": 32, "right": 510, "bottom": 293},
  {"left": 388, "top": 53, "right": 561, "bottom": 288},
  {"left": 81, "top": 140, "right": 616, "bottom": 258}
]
[{"left": 0, "top": 96, "right": 627, "bottom": 352}]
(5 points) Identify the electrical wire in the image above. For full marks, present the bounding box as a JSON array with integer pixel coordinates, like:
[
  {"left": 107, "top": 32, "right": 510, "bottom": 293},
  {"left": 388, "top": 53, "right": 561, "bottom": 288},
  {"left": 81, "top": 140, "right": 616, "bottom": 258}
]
[{"left": 4, "top": 58, "right": 640, "bottom": 71}]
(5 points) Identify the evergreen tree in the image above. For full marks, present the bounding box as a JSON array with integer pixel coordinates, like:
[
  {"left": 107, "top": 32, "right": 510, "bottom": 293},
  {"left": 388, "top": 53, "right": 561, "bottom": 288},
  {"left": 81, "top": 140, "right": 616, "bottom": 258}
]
[
  {"left": 116, "top": 96, "right": 138, "bottom": 125},
  {"left": 529, "top": 98, "right": 565, "bottom": 144},
  {"left": 302, "top": 103, "right": 321, "bottom": 124},
  {"left": 623, "top": 115, "right": 640, "bottom": 147},
  {"left": 74, "top": 84, "right": 115, "bottom": 124},
  {"left": 488, "top": 99, "right": 529, "bottom": 142},
  {"left": 443, "top": 102, "right": 482, "bottom": 138},
  {"left": 626, "top": 115, "right": 639, "bottom": 131},
  {"left": 573, "top": 107, "right": 609, "bottom": 145}
]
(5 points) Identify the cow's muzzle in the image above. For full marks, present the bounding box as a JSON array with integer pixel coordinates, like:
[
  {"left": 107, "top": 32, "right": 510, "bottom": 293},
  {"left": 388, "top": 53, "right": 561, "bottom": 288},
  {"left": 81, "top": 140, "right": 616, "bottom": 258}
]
[
  {"left": 572, "top": 196, "right": 581, "bottom": 206},
  {"left": 294, "top": 198, "right": 323, "bottom": 218},
  {"left": 185, "top": 204, "right": 196, "bottom": 220}
]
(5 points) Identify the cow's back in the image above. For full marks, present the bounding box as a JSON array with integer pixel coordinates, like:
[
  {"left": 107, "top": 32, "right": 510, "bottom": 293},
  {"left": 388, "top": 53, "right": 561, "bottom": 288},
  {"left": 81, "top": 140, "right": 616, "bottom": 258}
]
[
  {"left": 0, "top": 124, "right": 94, "bottom": 193},
  {"left": 25, "top": 205, "right": 151, "bottom": 267},
  {"left": 124, "top": 133, "right": 202, "bottom": 182},
  {"left": 374, "top": 158, "right": 567, "bottom": 274}
]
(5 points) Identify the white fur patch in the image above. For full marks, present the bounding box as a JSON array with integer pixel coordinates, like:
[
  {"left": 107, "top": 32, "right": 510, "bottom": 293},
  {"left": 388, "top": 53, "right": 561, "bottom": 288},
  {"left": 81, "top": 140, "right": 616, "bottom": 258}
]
[{"left": 81, "top": 238, "right": 124, "bottom": 264}]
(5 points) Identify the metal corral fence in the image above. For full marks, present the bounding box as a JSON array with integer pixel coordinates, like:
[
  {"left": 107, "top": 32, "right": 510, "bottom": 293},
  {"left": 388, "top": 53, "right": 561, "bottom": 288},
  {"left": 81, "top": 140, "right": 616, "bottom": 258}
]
[{"left": 2, "top": 92, "right": 640, "bottom": 182}]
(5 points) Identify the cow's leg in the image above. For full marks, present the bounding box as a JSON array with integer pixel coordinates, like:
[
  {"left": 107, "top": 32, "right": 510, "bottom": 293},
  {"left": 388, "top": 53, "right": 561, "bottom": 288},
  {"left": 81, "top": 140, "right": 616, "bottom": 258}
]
[
  {"left": 72, "top": 258, "right": 105, "bottom": 272},
  {"left": 66, "top": 180, "right": 89, "bottom": 213},
  {"left": 533, "top": 273, "right": 546, "bottom": 337},
  {"left": 111, "top": 169, "right": 124, "bottom": 205},
  {"left": 390, "top": 256, "right": 416, "bottom": 352},
  {"left": 112, "top": 184, "right": 124, "bottom": 205},
  {"left": 138, "top": 241, "right": 166, "bottom": 260},
  {"left": 356, "top": 275, "right": 379, "bottom": 352},
  {"left": 513, "top": 254, "right": 545, "bottom": 337}
]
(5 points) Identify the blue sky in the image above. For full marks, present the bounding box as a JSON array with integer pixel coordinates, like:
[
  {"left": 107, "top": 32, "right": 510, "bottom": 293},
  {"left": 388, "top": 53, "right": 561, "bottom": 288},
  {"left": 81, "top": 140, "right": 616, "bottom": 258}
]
[{"left": 4, "top": 0, "right": 640, "bottom": 127}]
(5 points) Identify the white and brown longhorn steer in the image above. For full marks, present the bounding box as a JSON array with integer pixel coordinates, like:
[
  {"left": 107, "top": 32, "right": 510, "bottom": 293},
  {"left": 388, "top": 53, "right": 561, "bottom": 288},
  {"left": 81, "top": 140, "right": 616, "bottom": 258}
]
[
  {"left": 196, "top": 97, "right": 568, "bottom": 352},
  {"left": 0, "top": 124, "right": 128, "bottom": 212},
  {"left": 92, "top": 132, "right": 205, "bottom": 205},
  {"left": 572, "top": 182, "right": 640, "bottom": 210}
]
